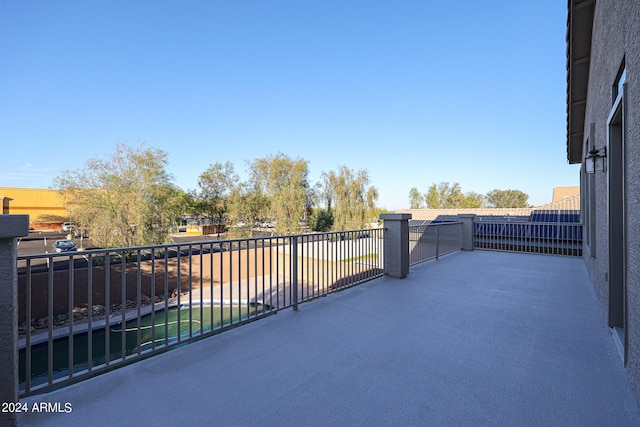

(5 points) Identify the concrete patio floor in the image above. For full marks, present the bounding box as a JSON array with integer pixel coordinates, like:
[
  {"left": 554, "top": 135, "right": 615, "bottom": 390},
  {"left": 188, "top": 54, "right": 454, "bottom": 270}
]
[{"left": 19, "top": 250, "right": 640, "bottom": 426}]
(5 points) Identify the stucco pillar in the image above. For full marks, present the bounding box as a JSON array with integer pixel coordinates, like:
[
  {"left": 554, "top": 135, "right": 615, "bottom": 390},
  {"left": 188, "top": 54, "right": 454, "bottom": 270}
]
[
  {"left": 380, "top": 214, "right": 411, "bottom": 278},
  {"left": 458, "top": 214, "right": 476, "bottom": 251},
  {"left": 0, "top": 215, "right": 29, "bottom": 427}
]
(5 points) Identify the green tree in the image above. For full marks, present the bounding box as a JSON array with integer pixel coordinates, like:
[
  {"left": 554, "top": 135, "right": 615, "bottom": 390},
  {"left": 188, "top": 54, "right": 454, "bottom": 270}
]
[
  {"left": 54, "top": 143, "right": 176, "bottom": 247},
  {"left": 409, "top": 187, "right": 424, "bottom": 209},
  {"left": 228, "top": 182, "right": 270, "bottom": 233},
  {"left": 424, "top": 182, "right": 488, "bottom": 209},
  {"left": 322, "top": 166, "right": 378, "bottom": 231},
  {"left": 310, "top": 208, "right": 334, "bottom": 232},
  {"left": 250, "top": 153, "right": 311, "bottom": 234},
  {"left": 425, "top": 182, "right": 465, "bottom": 208},
  {"left": 486, "top": 189, "right": 529, "bottom": 208},
  {"left": 165, "top": 188, "right": 195, "bottom": 231},
  {"left": 197, "top": 161, "right": 238, "bottom": 225},
  {"left": 460, "top": 191, "right": 486, "bottom": 208}
]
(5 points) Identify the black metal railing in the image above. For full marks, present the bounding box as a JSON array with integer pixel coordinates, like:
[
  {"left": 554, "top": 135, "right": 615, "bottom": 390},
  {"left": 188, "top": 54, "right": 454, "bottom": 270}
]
[
  {"left": 17, "top": 228, "right": 383, "bottom": 396},
  {"left": 474, "top": 222, "right": 583, "bottom": 256},
  {"left": 409, "top": 222, "right": 462, "bottom": 266}
]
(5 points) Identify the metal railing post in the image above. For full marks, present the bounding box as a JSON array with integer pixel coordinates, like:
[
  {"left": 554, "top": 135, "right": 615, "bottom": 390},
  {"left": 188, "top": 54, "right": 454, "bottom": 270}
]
[
  {"left": 0, "top": 215, "right": 29, "bottom": 427},
  {"left": 435, "top": 225, "right": 440, "bottom": 260},
  {"left": 292, "top": 236, "right": 298, "bottom": 311}
]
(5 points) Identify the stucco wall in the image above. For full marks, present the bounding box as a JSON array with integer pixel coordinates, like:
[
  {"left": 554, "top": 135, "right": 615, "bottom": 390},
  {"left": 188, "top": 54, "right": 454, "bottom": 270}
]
[
  {"left": 581, "top": 0, "right": 640, "bottom": 400},
  {"left": 0, "top": 187, "right": 68, "bottom": 228}
]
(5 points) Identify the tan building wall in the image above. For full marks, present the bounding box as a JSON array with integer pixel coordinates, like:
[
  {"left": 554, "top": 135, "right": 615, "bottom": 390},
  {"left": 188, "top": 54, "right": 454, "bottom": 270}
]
[
  {"left": 551, "top": 186, "right": 580, "bottom": 203},
  {"left": 0, "top": 187, "right": 69, "bottom": 229}
]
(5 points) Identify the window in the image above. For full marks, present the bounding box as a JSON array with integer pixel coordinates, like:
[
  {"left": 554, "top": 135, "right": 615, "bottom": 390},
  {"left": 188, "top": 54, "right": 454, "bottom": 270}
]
[{"left": 612, "top": 58, "right": 626, "bottom": 104}]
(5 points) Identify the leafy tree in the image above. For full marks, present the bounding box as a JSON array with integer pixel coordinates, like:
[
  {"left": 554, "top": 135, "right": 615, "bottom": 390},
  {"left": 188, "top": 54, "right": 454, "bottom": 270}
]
[
  {"left": 165, "top": 188, "right": 195, "bottom": 230},
  {"left": 409, "top": 187, "right": 424, "bottom": 209},
  {"left": 249, "top": 153, "right": 311, "bottom": 234},
  {"left": 54, "top": 143, "right": 176, "bottom": 247},
  {"left": 310, "top": 208, "right": 334, "bottom": 232},
  {"left": 459, "top": 191, "right": 486, "bottom": 208},
  {"left": 425, "top": 182, "right": 465, "bottom": 208},
  {"left": 322, "top": 166, "right": 378, "bottom": 231},
  {"left": 424, "top": 182, "right": 490, "bottom": 209},
  {"left": 228, "top": 182, "right": 270, "bottom": 231},
  {"left": 486, "top": 189, "right": 529, "bottom": 208},
  {"left": 197, "top": 161, "right": 238, "bottom": 225}
]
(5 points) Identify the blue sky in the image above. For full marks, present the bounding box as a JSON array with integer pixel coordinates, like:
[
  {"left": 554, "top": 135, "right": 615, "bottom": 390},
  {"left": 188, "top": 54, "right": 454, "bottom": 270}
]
[{"left": 0, "top": 0, "right": 578, "bottom": 209}]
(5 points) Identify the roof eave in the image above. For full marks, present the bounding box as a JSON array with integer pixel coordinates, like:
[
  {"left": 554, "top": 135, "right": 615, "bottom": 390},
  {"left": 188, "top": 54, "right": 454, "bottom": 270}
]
[{"left": 566, "top": 0, "right": 595, "bottom": 164}]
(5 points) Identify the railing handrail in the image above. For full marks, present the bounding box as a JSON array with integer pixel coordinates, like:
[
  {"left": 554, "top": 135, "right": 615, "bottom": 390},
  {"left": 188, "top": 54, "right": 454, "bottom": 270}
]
[
  {"left": 409, "top": 221, "right": 462, "bottom": 232},
  {"left": 475, "top": 221, "right": 583, "bottom": 226},
  {"left": 17, "top": 228, "right": 383, "bottom": 260}
]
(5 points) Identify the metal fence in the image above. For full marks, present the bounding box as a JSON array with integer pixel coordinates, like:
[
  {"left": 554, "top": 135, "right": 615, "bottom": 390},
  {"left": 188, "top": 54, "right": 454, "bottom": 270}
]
[
  {"left": 474, "top": 222, "right": 583, "bottom": 256},
  {"left": 409, "top": 222, "right": 462, "bottom": 266},
  {"left": 17, "top": 228, "right": 383, "bottom": 396}
]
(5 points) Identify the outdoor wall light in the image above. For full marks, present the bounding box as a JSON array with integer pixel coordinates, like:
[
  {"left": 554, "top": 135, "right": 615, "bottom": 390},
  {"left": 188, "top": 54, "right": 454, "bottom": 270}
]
[{"left": 585, "top": 147, "right": 606, "bottom": 173}]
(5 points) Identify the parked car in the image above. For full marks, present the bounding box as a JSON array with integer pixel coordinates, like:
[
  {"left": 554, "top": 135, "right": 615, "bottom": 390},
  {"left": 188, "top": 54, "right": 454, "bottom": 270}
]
[
  {"left": 61, "top": 222, "right": 75, "bottom": 232},
  {"left": 53, "top": 240, "right": 77, "bottom": 252}
]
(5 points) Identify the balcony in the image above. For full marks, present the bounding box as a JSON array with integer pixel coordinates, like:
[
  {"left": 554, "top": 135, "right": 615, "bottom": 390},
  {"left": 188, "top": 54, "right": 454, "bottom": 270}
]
[{"left": 16, "top": 249, "right": 640, "bottom": 426}]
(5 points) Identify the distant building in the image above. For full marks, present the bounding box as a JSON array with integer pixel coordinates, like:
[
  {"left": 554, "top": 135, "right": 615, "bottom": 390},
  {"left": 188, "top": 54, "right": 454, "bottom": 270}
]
[
  {"left": 397, "top": 208, "right": 533, "bottom": 222},
  {"left": 398, "top": 186, "right": 581, "bottom": 223},
  {"left": 0, "top": 187, "right": 68, "bottom": 229},
  {"left": 551, "top": 186, "right": 580, "bottom": 203},
  {"left": 539, "top": 188, "right": 580, "bottom": 211},
  {"left": 567, "top": 0, "right": 640, "bottom": 399}
]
